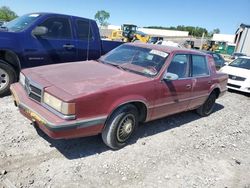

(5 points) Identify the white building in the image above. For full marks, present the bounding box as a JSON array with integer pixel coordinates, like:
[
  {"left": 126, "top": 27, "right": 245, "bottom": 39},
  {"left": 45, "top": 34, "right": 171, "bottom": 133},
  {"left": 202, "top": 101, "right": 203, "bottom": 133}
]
[
  {"left": 107, "top": 25, "right": 189, "bottom": 37},
  {"left": 234, "top": 24, "right": 250, "bottom": 56},
  {"left": 138, "top": 28, "right": 189, "bottom": 37},
  {"left": 212, "top": 34, "right": 235, "bottom": 43}
]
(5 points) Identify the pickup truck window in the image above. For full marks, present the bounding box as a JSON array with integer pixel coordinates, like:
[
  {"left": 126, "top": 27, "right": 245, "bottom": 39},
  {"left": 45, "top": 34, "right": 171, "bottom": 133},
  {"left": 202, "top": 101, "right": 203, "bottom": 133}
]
[
  {"left": 167, "top": 54, "right": 189, "bottom": 78},
  {"left": 39, "top": 17, "right": 72, "bottom": 39},
  {"left": 76, "top": 19, "right": 93, "bottom": 40},
  {"left": 3, "top": 14, "right": 41, "bottom": 32},
  {"left": 192, "top": 55, "right": 209, "bottom": 77}
]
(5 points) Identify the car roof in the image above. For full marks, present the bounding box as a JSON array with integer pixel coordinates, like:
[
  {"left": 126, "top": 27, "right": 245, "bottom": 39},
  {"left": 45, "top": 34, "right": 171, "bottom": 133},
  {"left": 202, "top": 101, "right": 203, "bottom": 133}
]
[
  {"left": 202, "top": 50, "right": 215, "bottom": 54},
  {"left": 26, "top": 12, "right": 96, "bottom": 22},
  {"left": 125, "top": 43, "right": 206, "bottom": 55}
]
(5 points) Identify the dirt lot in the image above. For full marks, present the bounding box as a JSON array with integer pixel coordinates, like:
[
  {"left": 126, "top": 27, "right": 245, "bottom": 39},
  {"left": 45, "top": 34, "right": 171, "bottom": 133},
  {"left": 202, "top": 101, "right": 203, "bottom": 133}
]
[{"left": 0, "top": 91, "right": 250, "bottom": 188}]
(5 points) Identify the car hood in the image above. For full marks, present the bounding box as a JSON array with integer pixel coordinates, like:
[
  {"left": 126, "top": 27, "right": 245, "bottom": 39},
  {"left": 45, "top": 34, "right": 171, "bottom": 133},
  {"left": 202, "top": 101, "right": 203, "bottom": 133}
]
[
  {"left": 23, "top": 61, "right": 148, "bottom": 97},
  {"left": 220, "top": 65, "right": 250, "bottom": 79}
]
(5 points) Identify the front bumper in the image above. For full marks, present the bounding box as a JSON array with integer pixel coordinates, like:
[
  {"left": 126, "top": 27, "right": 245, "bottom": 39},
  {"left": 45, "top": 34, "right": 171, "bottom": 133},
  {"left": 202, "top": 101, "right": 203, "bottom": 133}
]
[
  {"left": 227, "top": 79, "right": 250, "bottom": 93},
  {"left": 10, "top": 83, "right": 106, "bottom": 139}
]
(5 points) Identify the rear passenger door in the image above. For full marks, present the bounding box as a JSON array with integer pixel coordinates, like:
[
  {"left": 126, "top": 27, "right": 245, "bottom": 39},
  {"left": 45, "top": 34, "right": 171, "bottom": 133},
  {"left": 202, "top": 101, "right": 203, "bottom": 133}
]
[
  {"left": 74, "top": 18, "right": 102, "bottom": 61},
  {"left": 188, "top": 54, "right": 212, "bottom": 110}
]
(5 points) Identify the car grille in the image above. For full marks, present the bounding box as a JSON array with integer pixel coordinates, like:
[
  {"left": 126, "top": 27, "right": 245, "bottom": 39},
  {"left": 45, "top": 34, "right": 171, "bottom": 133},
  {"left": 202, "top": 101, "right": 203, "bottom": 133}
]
[
  {"left": 227, "top": 83, "right": 241, "bottom": 89},
  {"left": 228, "top": 74, "right": 246, "bottom": 81},
  {"left": 24, "top": 79, "right": 42, "bottom": 103}
]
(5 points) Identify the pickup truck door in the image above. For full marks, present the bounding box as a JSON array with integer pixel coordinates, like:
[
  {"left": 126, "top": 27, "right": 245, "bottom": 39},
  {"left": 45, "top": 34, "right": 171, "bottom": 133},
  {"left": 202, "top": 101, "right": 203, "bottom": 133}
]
[
  {"left": 23, "top": 16, "right": 77, "bottom": 67},
  {"left": 73, "top": 18, "right": 102, "bottom": 61},
  {"left": 151, "top": 54, "right": 193, "bottom": 120},
  {"left": 188, "top": 54, "right": 212, "bottom": 110}
]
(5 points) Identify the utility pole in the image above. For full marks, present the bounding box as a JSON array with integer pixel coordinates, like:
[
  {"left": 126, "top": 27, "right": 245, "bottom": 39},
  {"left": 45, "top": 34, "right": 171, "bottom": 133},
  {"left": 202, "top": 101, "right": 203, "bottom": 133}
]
[{"left": 200, "top": 32, "right": 205, "bottom": 50}]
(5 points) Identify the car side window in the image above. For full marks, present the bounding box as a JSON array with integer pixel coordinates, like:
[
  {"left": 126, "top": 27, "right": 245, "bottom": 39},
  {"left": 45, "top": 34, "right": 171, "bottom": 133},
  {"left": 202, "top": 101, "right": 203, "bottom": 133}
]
[
  {"left": 39, "top": 17, "right": 72, "bottom": 39},
  {"left": 76, "top": 19, "right": 93, "bottom": 40},
  {"left": 167, "top": 54, "right": 189, "bottom": 79},
  {"left": 212, "top": 54, "right": 220, "bottom": 61},
  {"left": 192, "top": 55, "right": 209, "bottom": 77}
]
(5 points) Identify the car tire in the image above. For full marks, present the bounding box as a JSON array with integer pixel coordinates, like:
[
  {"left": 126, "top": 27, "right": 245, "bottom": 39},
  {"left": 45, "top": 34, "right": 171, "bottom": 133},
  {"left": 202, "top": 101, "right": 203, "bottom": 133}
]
[
  {"left": 196, "top": 92, "right": 217, "bottom": 117},
  {"left": 102, "top": 104, "right": 138, "bottom": 150},
  {"left": 0, "top": 60, "right": 17, "bottom": 96}
]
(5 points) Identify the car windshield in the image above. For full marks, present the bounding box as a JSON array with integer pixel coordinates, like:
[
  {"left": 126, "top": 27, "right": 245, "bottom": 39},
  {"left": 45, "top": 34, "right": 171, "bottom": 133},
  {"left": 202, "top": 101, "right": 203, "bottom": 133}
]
[
  {"left": 2, "top": 13, "right": 41, "bottom": 32},
  {"left": 229, "top": 58, "right": 250, "bottom": 70},
  {"left": 100, "top": 45, "right": 168, "bottom": 77}
]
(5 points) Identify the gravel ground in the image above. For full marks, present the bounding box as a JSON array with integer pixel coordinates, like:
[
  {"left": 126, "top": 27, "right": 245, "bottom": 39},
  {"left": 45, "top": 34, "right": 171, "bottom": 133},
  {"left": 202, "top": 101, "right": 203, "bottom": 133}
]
[{"left": 0, "top": 91, "right": 250, "bottom": 188}]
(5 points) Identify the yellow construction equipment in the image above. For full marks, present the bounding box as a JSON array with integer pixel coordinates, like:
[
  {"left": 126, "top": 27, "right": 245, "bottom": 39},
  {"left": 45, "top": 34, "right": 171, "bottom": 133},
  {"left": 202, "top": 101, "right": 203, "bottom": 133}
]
[
  {"left": 108, "top": 30, "right": 123, "bottom": 41},
  {"left": 109, "top": 24, "right": 150, "bottom": 43},
  {"left": 202, "top": 40, "right": 218, "bottom": 51},
  {"left": 121, "top": 24, "right": 150, "bottom": 42}
]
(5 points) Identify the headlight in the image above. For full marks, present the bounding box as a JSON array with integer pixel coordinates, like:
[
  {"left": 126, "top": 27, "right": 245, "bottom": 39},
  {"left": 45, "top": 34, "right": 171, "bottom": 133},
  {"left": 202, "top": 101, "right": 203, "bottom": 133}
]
[
  {"left": 43, "top": 92, "right": 75, "bottom": 115},
  {"left": 19, "top": 72, "right": 25, "bottom": 86}
]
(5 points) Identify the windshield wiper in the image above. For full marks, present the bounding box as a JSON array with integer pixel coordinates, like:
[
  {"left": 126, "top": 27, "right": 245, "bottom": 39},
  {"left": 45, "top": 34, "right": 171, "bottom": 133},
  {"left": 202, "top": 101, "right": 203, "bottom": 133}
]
[{"left": 107, "top": 63, "right": 127, "bottom": 71}]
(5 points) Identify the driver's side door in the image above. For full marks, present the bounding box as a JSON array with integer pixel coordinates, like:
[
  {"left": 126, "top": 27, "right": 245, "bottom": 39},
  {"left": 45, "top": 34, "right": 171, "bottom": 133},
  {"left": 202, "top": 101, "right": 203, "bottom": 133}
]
[
  {"left": 152, "top": 54, "right": 193, "bottom": 120},
  {"left": 23, "top": 16, "right": 77, "bottom": 67}
]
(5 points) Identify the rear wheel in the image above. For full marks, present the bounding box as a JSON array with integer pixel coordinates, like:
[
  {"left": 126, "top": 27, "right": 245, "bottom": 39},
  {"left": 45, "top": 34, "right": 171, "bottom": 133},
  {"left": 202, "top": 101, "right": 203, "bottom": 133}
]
[
  {"left": 0, "top": 60, "right": 17, "bottom": 96},
  {"left": 196, "top": 92, "right": 217, "bottom": 116},
  {"left": 102, "top": 104, "right": 138, "bottom": 150}
]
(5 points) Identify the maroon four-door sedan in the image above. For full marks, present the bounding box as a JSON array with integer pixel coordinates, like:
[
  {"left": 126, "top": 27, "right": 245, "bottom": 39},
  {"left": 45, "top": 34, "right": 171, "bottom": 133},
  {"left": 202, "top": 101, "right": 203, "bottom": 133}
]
[{"left": 10, "top": 43, "right": 228, "bottom": 149}]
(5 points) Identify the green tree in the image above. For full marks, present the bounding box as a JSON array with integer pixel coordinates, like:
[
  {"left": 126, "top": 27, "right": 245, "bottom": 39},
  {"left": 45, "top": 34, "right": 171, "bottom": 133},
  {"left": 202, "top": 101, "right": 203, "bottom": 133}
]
[
  {"left": 0, "top": 6, "right": 17, "bottom": 21},
  {"left": 212, "top": 28, "right": 220, "bottom": 34},
  {"left": 94, "top": 10, "right": 110, "bottom": 27},
  {"left": 208, "top": 28, "right": 221, "bottom": 37}
]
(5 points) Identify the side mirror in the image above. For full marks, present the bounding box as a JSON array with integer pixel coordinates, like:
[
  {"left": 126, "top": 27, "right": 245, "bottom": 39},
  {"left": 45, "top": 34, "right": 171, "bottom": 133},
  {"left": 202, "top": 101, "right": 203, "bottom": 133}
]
[
  {"left": 32, "top": 26, "right": 48, "bottom": 36},
  {"left": 163, "top": 72, "right": 179, "bottom": 81}
]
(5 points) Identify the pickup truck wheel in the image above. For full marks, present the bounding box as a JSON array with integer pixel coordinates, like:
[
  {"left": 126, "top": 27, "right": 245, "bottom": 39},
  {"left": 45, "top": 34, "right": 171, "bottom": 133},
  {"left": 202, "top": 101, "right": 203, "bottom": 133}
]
[
  {"left": 196, "top": 92, "right": 217, "bottom": 117},
  {"left": 102, "top": 104, "right": 138, "bottom": 150},
  {"left": 0, "top": 61, "right": 17, "bottom": 96}
]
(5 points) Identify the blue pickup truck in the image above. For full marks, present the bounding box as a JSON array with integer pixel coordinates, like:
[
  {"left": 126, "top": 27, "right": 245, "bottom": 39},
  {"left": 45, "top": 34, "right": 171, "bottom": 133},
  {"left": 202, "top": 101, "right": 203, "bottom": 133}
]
[{"left": 0, "top": 13, "right": 122, "bottom": 96}]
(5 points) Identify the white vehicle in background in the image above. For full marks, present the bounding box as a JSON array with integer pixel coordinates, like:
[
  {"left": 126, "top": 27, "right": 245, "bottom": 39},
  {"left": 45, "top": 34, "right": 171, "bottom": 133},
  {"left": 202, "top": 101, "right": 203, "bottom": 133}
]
[
  {"left": 220, "top": 56, "right": 250, "bottom": 93},
  {"left": 156, "top": 40, "right": 182, "bottom": 48}
]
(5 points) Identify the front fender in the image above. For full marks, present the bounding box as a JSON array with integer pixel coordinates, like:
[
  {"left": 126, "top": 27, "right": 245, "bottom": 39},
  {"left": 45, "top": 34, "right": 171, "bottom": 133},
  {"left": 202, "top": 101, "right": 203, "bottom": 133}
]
[
  {"left": 107, "top": 94, "right": 149, "bottom": 119},
  {"left": 0, "top": 32, "right": 20, "bottom": 50}
]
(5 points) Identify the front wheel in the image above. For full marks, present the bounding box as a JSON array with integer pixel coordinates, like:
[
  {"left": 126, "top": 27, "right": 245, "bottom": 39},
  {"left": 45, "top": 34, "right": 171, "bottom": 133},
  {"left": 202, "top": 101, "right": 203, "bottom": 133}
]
[
  {"left": 102, "top": 104, "right": 138, "bottom": 150},
  {"left": 0, "top": 60, "right": 17, "bottom": 96},
  {"left": 196, "top": 92, "right": 217, "bottom": 116}
]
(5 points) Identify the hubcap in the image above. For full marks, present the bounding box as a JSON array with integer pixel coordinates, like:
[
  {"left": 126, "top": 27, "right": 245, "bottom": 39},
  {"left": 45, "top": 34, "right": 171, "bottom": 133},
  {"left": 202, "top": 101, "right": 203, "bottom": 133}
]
[
  {"left": 124, "top": 121, "right": 133, "bottom": 134},
  {"left": 116, "top": 114, "right": 135, "bottom": 143},
  {"left": 0, "top": 68, "right": 9, "bottom": 90}
]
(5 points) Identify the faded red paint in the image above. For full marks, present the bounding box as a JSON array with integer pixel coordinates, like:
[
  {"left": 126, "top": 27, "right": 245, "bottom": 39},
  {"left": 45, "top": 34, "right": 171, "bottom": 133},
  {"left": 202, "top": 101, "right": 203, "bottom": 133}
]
[{"left": 11, "top": 43, "right": 228, "bottom": 140}]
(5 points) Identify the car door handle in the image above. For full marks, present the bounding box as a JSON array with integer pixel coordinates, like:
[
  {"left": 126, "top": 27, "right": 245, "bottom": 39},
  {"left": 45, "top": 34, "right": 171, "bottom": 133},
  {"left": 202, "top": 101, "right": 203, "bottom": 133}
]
[
  {"left": 208, "top": 81, "right": 212, "bottom": 85},
  {"left": 186, "top": 84, "right": 192, "bottom": 89},
  {"left": 63, "top": 44, "right": 75, "bottom": 49}
]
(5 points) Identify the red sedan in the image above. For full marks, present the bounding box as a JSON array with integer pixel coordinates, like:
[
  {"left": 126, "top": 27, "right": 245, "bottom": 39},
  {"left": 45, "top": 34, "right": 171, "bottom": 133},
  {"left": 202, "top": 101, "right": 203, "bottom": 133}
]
[{"left": 10, "top": 43, "right": 228, "bottom": 149}]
